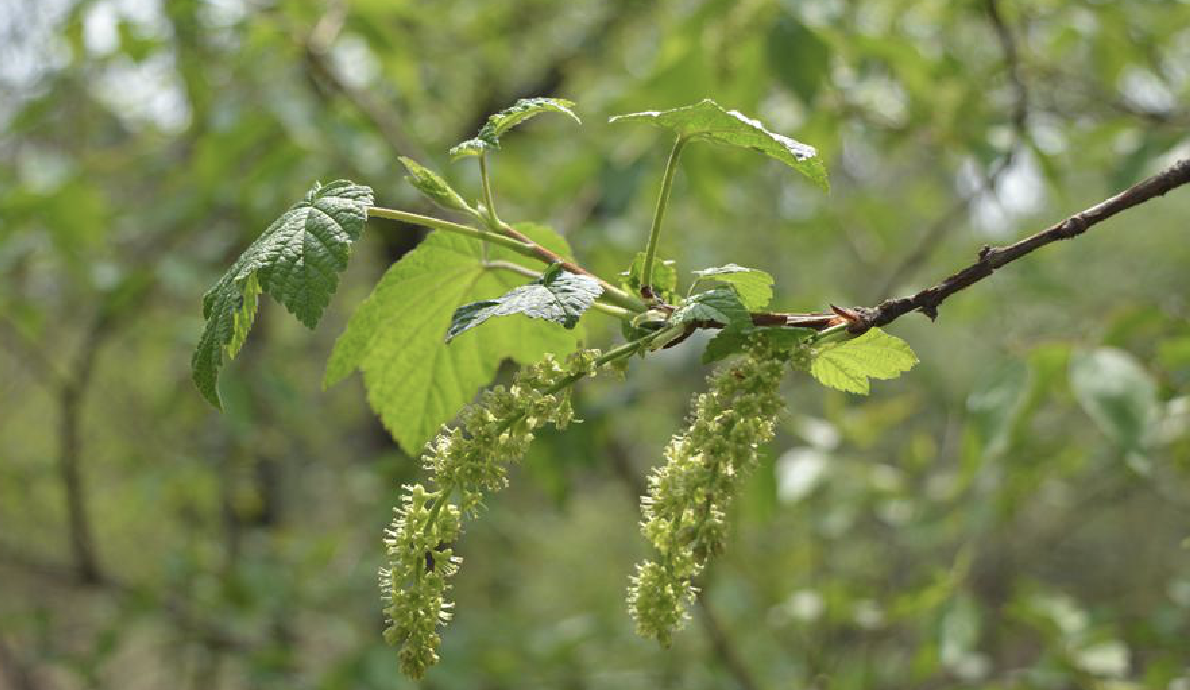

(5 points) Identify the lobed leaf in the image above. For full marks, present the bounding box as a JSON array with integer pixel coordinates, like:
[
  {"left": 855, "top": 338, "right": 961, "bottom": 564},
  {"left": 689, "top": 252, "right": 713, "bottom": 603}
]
[
  {"left": 807, "top": 328, "right": 917, "bottom": 394},
  {"left": 446, "top": 264, "right": 602, "bottom": 342},
  {"left": 609, "top": 99, "right": 828, "bottom": 190},
  {"left": 192, "top": 179, "right": 373, "bottom": 407},
  {"left": 324, "top": 222, "right": 582, "bottom": 453},
  {"left": 399, "top": 157, "right": 473, "bottom": 213},
  {"left": 692, "top": 264, "right": 774, "bottom": 310}
]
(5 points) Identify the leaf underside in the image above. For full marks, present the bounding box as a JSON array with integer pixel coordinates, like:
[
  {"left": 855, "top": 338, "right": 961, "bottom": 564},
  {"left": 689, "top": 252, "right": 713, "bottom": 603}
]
[
  {"left": 192, "top": 179, "right": 373, "bottom": 407},
  {"left": 447, "top": 265, "right": 602, "bottom": 342},
  {"left": 808, "top": 328, "right": 918, "bottom": 395},
  {"left": 324, "top": 222, "right": 583, "bottom": 454},
  {"left": 609, "top": 99, "right": 828, "bottom": 190}
]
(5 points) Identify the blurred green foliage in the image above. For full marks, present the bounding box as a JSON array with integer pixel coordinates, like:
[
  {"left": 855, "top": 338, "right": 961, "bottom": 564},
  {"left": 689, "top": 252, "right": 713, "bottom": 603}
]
[{"left": 2, "top": 0, "right": 1189, "bottom": 688}]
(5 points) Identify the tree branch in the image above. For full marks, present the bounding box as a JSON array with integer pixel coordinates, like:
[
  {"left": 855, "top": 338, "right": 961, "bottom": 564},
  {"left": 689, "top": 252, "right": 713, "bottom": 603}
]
[{"left": 847, "top": 156, "right": 1190, "bottom": 332}]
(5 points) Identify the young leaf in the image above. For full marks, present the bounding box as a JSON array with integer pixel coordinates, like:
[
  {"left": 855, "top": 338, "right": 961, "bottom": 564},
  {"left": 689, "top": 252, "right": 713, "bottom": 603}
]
[
  {"left": 324, "top": 223, "right": 582, "bottom": 454},
  {"left": 622, "top": 252, "right": 678, "bottom": 301},
  {"left": 609, "top": 99, "right": 828, "bottom": 190},
  {"left": 449, "top": 138, "right": 487, "bottom": 161},
  {"left": 398, "top": 157, "right": 473, "bottom": 214},
  {"left": 450, "top": 98, "right": 581, "bottom": 159},
  {"left": 446, "top": 264, "right": 602, "bottom": 342},
  {"left": 692, "top": 264, "right": 774, "bottom": 310},
  {"left": 671, "top": 287, "right": 751, "bottom": 330},
  {"left": 478, "top": 97, "right": 580, "bottom": 146},
  {"left": 192, "top": 179, "right": 373, "bottom": 407},
  {"left": 807, "top": 328, "right": 917, "bottom": 395}
]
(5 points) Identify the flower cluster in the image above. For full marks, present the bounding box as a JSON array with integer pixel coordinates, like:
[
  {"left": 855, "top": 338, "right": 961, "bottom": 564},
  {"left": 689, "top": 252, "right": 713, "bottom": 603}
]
[
  {"left": 628, "top": 341, "right": 786, "bottom": 645},
  {"left": 380, "top": 350, "right": 603, "bottom": 678}
]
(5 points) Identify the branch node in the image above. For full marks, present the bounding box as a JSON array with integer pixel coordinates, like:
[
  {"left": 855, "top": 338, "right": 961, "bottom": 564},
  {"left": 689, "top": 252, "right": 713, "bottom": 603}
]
[
  {"left": 1060, "top": 216, "right": 1087, "bottom": 238},
  {"left": 978, "top": 244, "right": 994, "bottom": 260}
]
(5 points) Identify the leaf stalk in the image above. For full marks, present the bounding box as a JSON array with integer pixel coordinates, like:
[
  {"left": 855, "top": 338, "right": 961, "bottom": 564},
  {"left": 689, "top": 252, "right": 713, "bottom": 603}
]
[{"left": 641, "top": 136, "right": 688, "bottom": 298}]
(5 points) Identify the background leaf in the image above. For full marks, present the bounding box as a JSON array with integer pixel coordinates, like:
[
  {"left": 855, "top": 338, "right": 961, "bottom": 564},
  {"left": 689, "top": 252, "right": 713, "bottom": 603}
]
[
  {"left": 766, "top": 13, "right": 831, "bottom": 105},
  {"left": 1069, "top": 347, "right": 1159, "bottom": 451}
]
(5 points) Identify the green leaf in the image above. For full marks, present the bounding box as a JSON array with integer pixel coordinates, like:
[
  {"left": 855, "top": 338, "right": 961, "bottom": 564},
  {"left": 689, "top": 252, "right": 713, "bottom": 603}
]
[
  {"left": 967, "top": 359, "right": 1031, "bottom": 457},
  {"left": 449, "top": 138, "right": 488, "bottom": 161},
  {"left": 692, "top": 264, "right": 774, "bottom": 310},
  {"left": 671, "top": 287, "right": 751, "bottom": 330},
  {"left": 478, "top": 97, "right": 580, "bottom": 146},
  {"left": 450, "top": 98, "right": 581, "bottom": 160},
  {"left": 324, "top": 222, "right": 582, "bottom": 453},
  {"left": 609, "top": 99, "right": 829, "bottom": 190},
  {"left": 1068, "top": 347, "right": 1159, "bottom": 451},
  {"left": 807, "top": 328, "right": 917, "bottom": 394},
  {"left": 398, "top": 157, "right": 473, "bottom": 214},
  {"left": 446, "top": 264, "right": 602, "bottom": 342},
  {"left": 622, "top": 252, "right": 678, "bottom": 302},
  {"left": 192, "top": 179, "right": 373, "bottom": 407},
  {"left": 767, "top": 13, "right": 831, "bottom": 105}
]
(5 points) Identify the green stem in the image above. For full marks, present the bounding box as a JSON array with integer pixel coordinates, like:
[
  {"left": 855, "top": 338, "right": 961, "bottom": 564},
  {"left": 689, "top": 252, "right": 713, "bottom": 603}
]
[
  {"left": 589, "top": 301, "right": 636, "bottom": 322},
  {"left": 368, "top": 206, "right": 534, "bottom": 254},
  {"left": 479, "top": 152, "right": 499, "bottom": 228},
  {"left": 805, "top": 323, "right": 849, "bottom": 346},
  {"left": 641, "top": 135, "right": 688, "bottom": 296},
  {"left": 369, "top": 205, "right": 646, "bottom": 314},
  {"left": 481, "top": 259, "right": 539, "bottom": 280}
]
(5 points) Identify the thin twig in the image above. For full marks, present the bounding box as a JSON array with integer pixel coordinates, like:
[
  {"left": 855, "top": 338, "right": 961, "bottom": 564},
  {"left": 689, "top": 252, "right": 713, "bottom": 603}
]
[
  {"left": 301, "top": 6, "right": 429, "bottom": 164},
  {"left": 57, "top": 312, "right": 116, "bottom": 585},
  {"left": 696, "top": 594, "right": 763, "bottom": 690},
  {"left": 848, "top": 157, "right": 1190, "bottom": 331}
]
